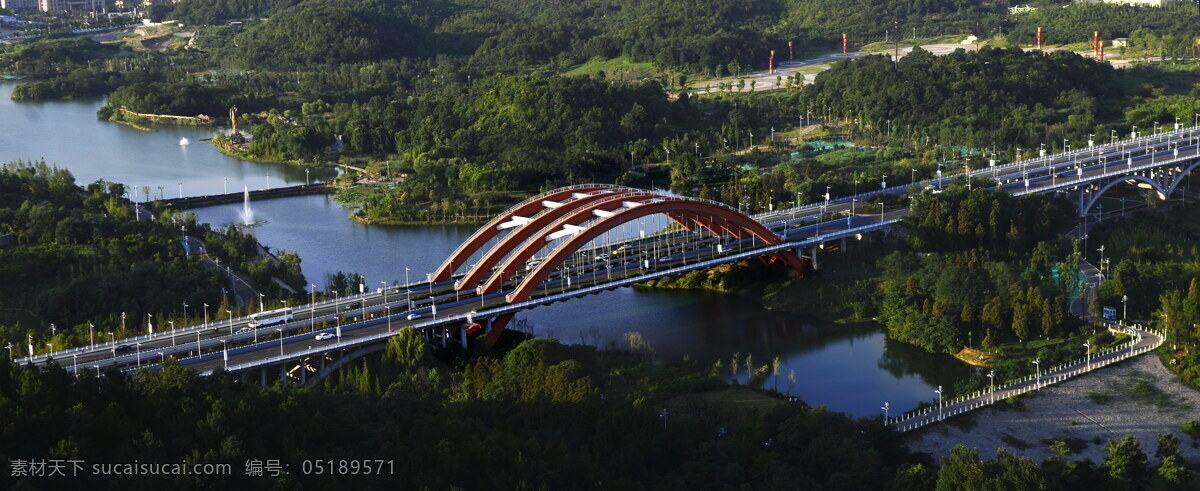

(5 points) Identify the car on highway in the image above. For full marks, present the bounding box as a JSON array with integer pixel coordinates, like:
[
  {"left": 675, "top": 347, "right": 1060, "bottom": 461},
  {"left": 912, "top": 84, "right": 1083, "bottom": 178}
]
[
  {"left": 343, "top": 302, "right": 362, "bottom": 311},
  {"left": 236, "top": 327, "right": 252, "bottom": 334},
  {"left": 314, "top": 332, "right": 335, "bottom": 341},
  {"left": 406, "top": 313, "right": 422, "bottom": 320},
  {"left": 114, "top": 344, "right": 132, "bottom": 353},
  {"left": 658, "top": 256, "right": 675, "bottom": 263}
]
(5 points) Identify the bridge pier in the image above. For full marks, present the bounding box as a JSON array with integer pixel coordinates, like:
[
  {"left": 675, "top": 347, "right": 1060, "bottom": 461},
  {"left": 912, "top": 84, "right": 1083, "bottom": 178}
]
[
  {"left": 460, "top": 325, "right": 468, "bottom": 349},
  {"left": 301, "top": 359, "right": 308, "bottom": 384},
  {"left": 810, "top": 245, "right": 820, "bottom": 271},
  {"left": 840, "top": 237, "right": 846, "bottom": 254},
  {"left": 280, "top": 363, "right": 286, "bottom": 383},
  {"left": 260, "top": 366, "right": 267, "bottom": 386}
]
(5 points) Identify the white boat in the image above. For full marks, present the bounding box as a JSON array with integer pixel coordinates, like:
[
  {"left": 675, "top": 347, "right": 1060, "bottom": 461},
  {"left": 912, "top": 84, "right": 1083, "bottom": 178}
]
[{"left": 179, "top": 137, "right": 190, "bottom": 146}]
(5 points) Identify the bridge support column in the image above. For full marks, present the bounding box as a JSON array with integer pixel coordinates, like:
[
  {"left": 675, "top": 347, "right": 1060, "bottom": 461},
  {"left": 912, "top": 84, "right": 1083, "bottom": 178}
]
[
  {"left": 260, "top": 366, "right": 267, "bottom": 386},
  {"left": 441, "top": 326, "right": 448, "bottom": 348},
  {"left": 280, "top": 363, "right": 286, "bottom": 383},
  {"left": 840, "top": 237, "right": 847, "bottom": 254},
  {"left": 810, "top": 246, "right": 820, "bottom": 271},
  {"left": 486, "top": 313, "right": 515, "bottom": 345},
  {"left": 460, "top": 325, "right": 468, "bottom": 349},
  {"left": 301, "top": 360, "right": 307, "bottom": 384}
]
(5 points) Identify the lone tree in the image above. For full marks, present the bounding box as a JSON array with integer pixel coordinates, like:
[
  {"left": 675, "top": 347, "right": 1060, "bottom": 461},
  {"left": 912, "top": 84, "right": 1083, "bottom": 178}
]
[{"left": 1103, "top": 435, "right": 1149, "bottom": 486}]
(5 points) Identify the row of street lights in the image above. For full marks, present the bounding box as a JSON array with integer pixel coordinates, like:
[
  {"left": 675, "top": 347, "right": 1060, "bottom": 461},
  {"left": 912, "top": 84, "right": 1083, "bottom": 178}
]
[{"left": 889, "top": 339, "right": 1107, "bottom": 425}]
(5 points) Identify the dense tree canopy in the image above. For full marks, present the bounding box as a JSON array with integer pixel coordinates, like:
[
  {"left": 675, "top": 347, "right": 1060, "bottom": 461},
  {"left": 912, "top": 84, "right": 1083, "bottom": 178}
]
[{"left": 804, "top": 47, "right": 1120, "bottom": 150}]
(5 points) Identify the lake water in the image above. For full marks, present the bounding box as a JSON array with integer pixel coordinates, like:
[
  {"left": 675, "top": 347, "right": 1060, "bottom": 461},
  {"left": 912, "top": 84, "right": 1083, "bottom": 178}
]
[
  {"left": 1, "top": 83, "right": 973, "bottom": 417},
  {"left": 0, "top": 81, "right": 328, "bottom": 198}
]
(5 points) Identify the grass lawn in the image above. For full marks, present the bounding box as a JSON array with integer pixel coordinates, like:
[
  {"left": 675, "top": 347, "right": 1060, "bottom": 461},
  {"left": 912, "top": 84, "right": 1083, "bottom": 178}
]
[
  {"left": 564, "top": 56, "right": 673, "bottom": 81},
  {"left": 860, "top": 34, "right": 969, "bottom": 52}
]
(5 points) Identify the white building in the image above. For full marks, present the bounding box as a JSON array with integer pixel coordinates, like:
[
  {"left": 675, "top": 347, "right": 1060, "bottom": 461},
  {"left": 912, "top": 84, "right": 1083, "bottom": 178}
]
[
  {"left": 1102, "top": 0, "right": 1162, "bottom": 7},
  {"left": 37, "top": 0, "right": 104, "bottom": 11},
  {"left": 0, "top": 0, "right": 38, "bottom": 10}
]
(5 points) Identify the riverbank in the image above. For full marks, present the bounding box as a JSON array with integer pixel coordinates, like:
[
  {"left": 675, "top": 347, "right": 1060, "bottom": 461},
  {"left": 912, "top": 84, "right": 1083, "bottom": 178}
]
[
  {"left": 211, "top": 134, "right": 315, "bottom": 166},
  {"left": 111, "top": 119, "right": 155, "bottom": 132},
  {"left": 639, "top": 240, "right": 891, "bottom": 324},
  {"left": 348, "top": 212, "right": 488, "bottom": 227},
  {"left": 906, "top": 354, "right": 1200, "bottom": 465}
]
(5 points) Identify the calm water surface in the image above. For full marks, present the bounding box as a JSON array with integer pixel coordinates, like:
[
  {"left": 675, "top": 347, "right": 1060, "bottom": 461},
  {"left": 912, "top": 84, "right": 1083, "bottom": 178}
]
[
  {"left": 0, "top": 81, "right": 325, "bottom": 197},
  {"left": 4, "top": 87, "right": 972, "bottom": 417},
  {"left": 191, "top": 194, "right": 974, "bottom": 416}
]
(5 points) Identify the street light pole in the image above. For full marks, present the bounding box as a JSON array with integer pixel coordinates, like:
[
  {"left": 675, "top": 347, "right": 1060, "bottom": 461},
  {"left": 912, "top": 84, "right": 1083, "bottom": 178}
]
[
  {"left": 405, "top": 267, "right": 412, "bottom": 310},
  {"left": 935, "top": 386, "right": 943, "bottom": 420},
  {"left": 276, "top": 328, "right": 284, "bottom": 357},
  {"left": 881, "top": 402, "right": 889, "bottom": 425},
  {"left": 987, "top": 370, "right": 995, "bottom": 403},
  {"left": 1032, "top": 358, "right": 1041, "bottom": 389},
  {"left": 203, "top": 303, "right": 208, "bottom": 327},
  {"left": 1122, "top": 295, "right": 1129, "bottom": 324},
  {"left": 1084, "top": 341, "right": 1091, "bottom": 371}
]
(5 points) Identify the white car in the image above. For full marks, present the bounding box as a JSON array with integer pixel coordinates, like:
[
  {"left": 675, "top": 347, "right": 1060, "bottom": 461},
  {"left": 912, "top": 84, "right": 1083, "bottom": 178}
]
[
  {"left": 406, "top": 313, "right": 422, "bottom": 320},
  {"left": 314, "top": 332, "right": 335, "bottom": 340}
]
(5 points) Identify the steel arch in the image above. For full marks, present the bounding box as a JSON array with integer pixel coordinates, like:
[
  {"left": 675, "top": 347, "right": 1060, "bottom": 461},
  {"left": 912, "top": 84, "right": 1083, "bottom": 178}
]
[
  {"left": 1166, "top": 159, "right": 1200, "bottom": 197},
  {"left": 430, "top": 184, "right": 622, "bottom": 282},
  {"left": 454, "top": 189, "right": 654, "bottom": 291},
  {"left": 505, "top": 199, "right": 806, "bottom": 304},
  {"left": 476, "top": 192, "right": 662, "bottom": 295},
  {"left": 1080, "top": 175, "right": 1166, "bottom": 215}
]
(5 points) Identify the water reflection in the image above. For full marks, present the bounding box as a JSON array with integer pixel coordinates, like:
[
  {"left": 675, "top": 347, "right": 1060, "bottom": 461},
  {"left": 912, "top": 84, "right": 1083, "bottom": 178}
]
[
  {"left": 0, "top": 82, "right": 335, "bottom": 196},
  {"left": 517, "top": 288, "right": 972, "bottom": 417}
]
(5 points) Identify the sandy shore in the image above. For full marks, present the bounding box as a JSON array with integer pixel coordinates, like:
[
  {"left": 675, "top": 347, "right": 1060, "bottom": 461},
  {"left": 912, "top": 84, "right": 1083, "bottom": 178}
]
[{"left": 906, "top": 354, "right": 1200, "bottom": 465}]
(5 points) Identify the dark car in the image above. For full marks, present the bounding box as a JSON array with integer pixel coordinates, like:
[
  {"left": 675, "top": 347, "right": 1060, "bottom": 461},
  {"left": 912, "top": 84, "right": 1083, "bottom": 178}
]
[
  {"left": 343, "top": 302, "right": 362, "bottom": 311},
  {"left": 115, "top": 344, "right": 132, "bottom": 353}
]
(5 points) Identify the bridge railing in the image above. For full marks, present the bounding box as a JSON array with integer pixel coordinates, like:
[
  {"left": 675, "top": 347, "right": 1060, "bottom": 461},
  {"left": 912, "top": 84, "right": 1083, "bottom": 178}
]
[
  {"left": 202, "top": 219, "right": 903, "bottom": 375},
  {"left": 1012, "top": 145, "right": 1200, "bottom": 197},
  {"left": 31, "top": 128, "right": 1200, "bottom": 368},
  {"left": 754, "top": 126, "right": 1199, "bottom": 220}
]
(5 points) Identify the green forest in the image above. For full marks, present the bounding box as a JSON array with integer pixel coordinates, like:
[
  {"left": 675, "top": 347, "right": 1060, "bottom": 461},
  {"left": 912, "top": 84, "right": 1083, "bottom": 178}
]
[
  {"left": 1, "top": 329, "right": 1194, "bottom": 489},
  {"left": 0, "top": 161, "right": 306, "bottom": 357},
  {"left": 3, "top": 0, "right": 1196, "bottom": 225}
]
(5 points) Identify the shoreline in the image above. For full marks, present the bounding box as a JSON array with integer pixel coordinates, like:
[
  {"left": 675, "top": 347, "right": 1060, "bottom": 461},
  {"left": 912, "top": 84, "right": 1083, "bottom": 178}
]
[{"left": 210, "top": 138, "right": 313, "bottom": 167}]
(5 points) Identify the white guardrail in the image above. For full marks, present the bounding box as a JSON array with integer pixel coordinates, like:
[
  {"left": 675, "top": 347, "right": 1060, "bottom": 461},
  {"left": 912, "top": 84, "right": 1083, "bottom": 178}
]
[{"left": 891, "top": 326, "right": 1163, "bottom": 432}]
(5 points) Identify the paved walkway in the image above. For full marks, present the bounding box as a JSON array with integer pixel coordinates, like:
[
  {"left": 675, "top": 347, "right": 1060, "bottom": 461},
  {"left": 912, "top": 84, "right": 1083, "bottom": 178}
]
[
  {"left": 890, "top": 325, "right": 1164, "bottom": 432},
  {"left": 908, "top": 352, "right": 1200, "bottom": 464}
]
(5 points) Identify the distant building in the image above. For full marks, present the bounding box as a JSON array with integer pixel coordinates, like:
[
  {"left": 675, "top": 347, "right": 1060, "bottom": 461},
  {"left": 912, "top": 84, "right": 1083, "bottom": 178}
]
[
  {"left": 1102, "top": 0, "right": 1162, "bottom": 6},
  {"left": 0, "top": 0, "right": 37, "bottom": 10},
  {"left": 1112, "top": 38, "right": 1129, "bottom": 48},
  {"left": 1008, "top": 5, "right": 1037, "bottom": 14},
  {"left": 37, "top": 0, "right": 104, "bottom": 11}
]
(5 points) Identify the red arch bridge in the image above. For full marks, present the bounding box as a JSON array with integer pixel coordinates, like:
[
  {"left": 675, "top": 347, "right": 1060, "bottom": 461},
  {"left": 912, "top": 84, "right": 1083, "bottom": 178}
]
[{"left": 16, "top": 126, "right": 1200, "bottom": 385}]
